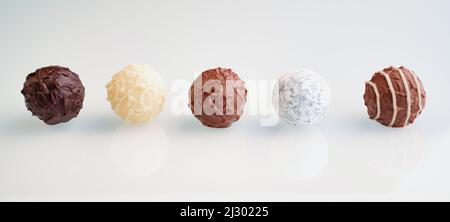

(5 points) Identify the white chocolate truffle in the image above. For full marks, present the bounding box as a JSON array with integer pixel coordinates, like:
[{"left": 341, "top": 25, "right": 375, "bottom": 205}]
[
  {"left": 106, "top": 64, "right": 166, "bottom": 124},
  {"left": 273, "top": 69, "right": 331, "bottom": 125}
]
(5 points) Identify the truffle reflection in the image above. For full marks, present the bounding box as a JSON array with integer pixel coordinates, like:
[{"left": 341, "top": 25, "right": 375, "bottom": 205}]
[
  {"left": 108, "top": 123, "right": 169, "bottom": 177},
  {"left": 270, "top": 126, "right": 328, "bottom": 181},
  {"left": 358, "top": 129, "right": 424, "bottom": 176}
]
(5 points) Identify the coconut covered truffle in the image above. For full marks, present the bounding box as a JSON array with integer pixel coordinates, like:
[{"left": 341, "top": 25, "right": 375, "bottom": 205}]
[
  {"left": 364, "top": 66, "right": 426, "bottom": 128},
  {"left": 273, "top": 69, "right": 331, "bottom": 125},
  {"left": 106, "top": 64, "right": 166, "bottom": 124},
  {"left": 21, "top": 65, "right": 85, "bottom": 125},
  {"left": 188, "top": 67, "right": 247, "bottom": 128}
]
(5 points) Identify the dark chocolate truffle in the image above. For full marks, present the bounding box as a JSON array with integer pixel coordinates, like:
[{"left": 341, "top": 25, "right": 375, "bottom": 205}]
[
  {"left": 364, "top": 66, "right": 426, "bottom": 128},
  {"left": 189, "top": 68, "right": 247, "bottom": 128},
  {"left": 21, "top": 66, "right": 85, "bottom": 125}
]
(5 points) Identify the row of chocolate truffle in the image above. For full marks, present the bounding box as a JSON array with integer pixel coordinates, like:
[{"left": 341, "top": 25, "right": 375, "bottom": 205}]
[{"left": 21, "top": 65, "right": 426, "bottom": 128}]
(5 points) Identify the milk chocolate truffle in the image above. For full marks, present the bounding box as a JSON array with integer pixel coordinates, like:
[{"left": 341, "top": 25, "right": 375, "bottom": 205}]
[
  {"left": 21, "top": 66, "right": 85, "bottom": 125},
  {"left": 189, "top": 68, "right": 247, "bottom": 128},
  {"left": 106, "top": 64, "right": 166, "bottom": 124},
  {"left": 273, "top": 69, "right": 331, "bottom": 125},
  {"left": 364, "top": 66, "right": 426, "bottom": 128}
]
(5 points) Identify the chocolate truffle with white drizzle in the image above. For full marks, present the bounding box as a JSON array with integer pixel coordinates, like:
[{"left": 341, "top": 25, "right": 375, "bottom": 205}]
[{"left": 364, "top": 66, "right": 426, "bottom": 128}]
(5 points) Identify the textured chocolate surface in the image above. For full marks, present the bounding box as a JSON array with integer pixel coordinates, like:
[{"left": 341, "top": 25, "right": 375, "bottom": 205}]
[
  {"left": 364, "top": 66, "right": 426, "bottom": 128},
  {"left": 106, "top": 64, "right": 166, "bottom": 124},
  {"left": 21, "top": 66, "right": 85, "bottom": 125},
  {"left": 189, "top": 68, "right": 247, "bottom": 128}
]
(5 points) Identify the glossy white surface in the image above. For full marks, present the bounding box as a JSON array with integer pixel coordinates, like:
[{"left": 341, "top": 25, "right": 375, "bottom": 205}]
[{"left": 1, "top": 0, "right": 450, "bottom": 201}]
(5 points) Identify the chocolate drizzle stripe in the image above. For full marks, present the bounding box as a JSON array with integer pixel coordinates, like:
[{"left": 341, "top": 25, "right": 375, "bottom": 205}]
[
  {"left": 365, "top": 81, "right": 381, "bottom": 120},
  {"left": 411, "top": 70, "right": 423, "bottom": 113},
  {"left": 396, "top": 68, "right": 412, "bottom": 127},
  {"left": 380, "top": 71, "right": 397, "bottom": 127}
]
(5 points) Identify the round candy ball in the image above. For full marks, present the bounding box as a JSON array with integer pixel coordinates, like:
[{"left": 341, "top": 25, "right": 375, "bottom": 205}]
[
  {"left": 364, "top": 66, "right": 426, "bottom": 128},
  {"left": 273, "top": 69, "right": 331, "bottom": 125},
  {"left": 21, "top": 65, "right": 85, "bottom": 125},
  {"left": 188, "top": 67, "right": 247, "bottom": 128},
  {"left": 106, "top": 64, "right": 166, "bottom": 124}
]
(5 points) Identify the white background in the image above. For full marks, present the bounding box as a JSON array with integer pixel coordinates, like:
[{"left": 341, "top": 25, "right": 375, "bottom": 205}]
[{"left": 1, "top": 0, "right": 450, "bottom": 201}]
